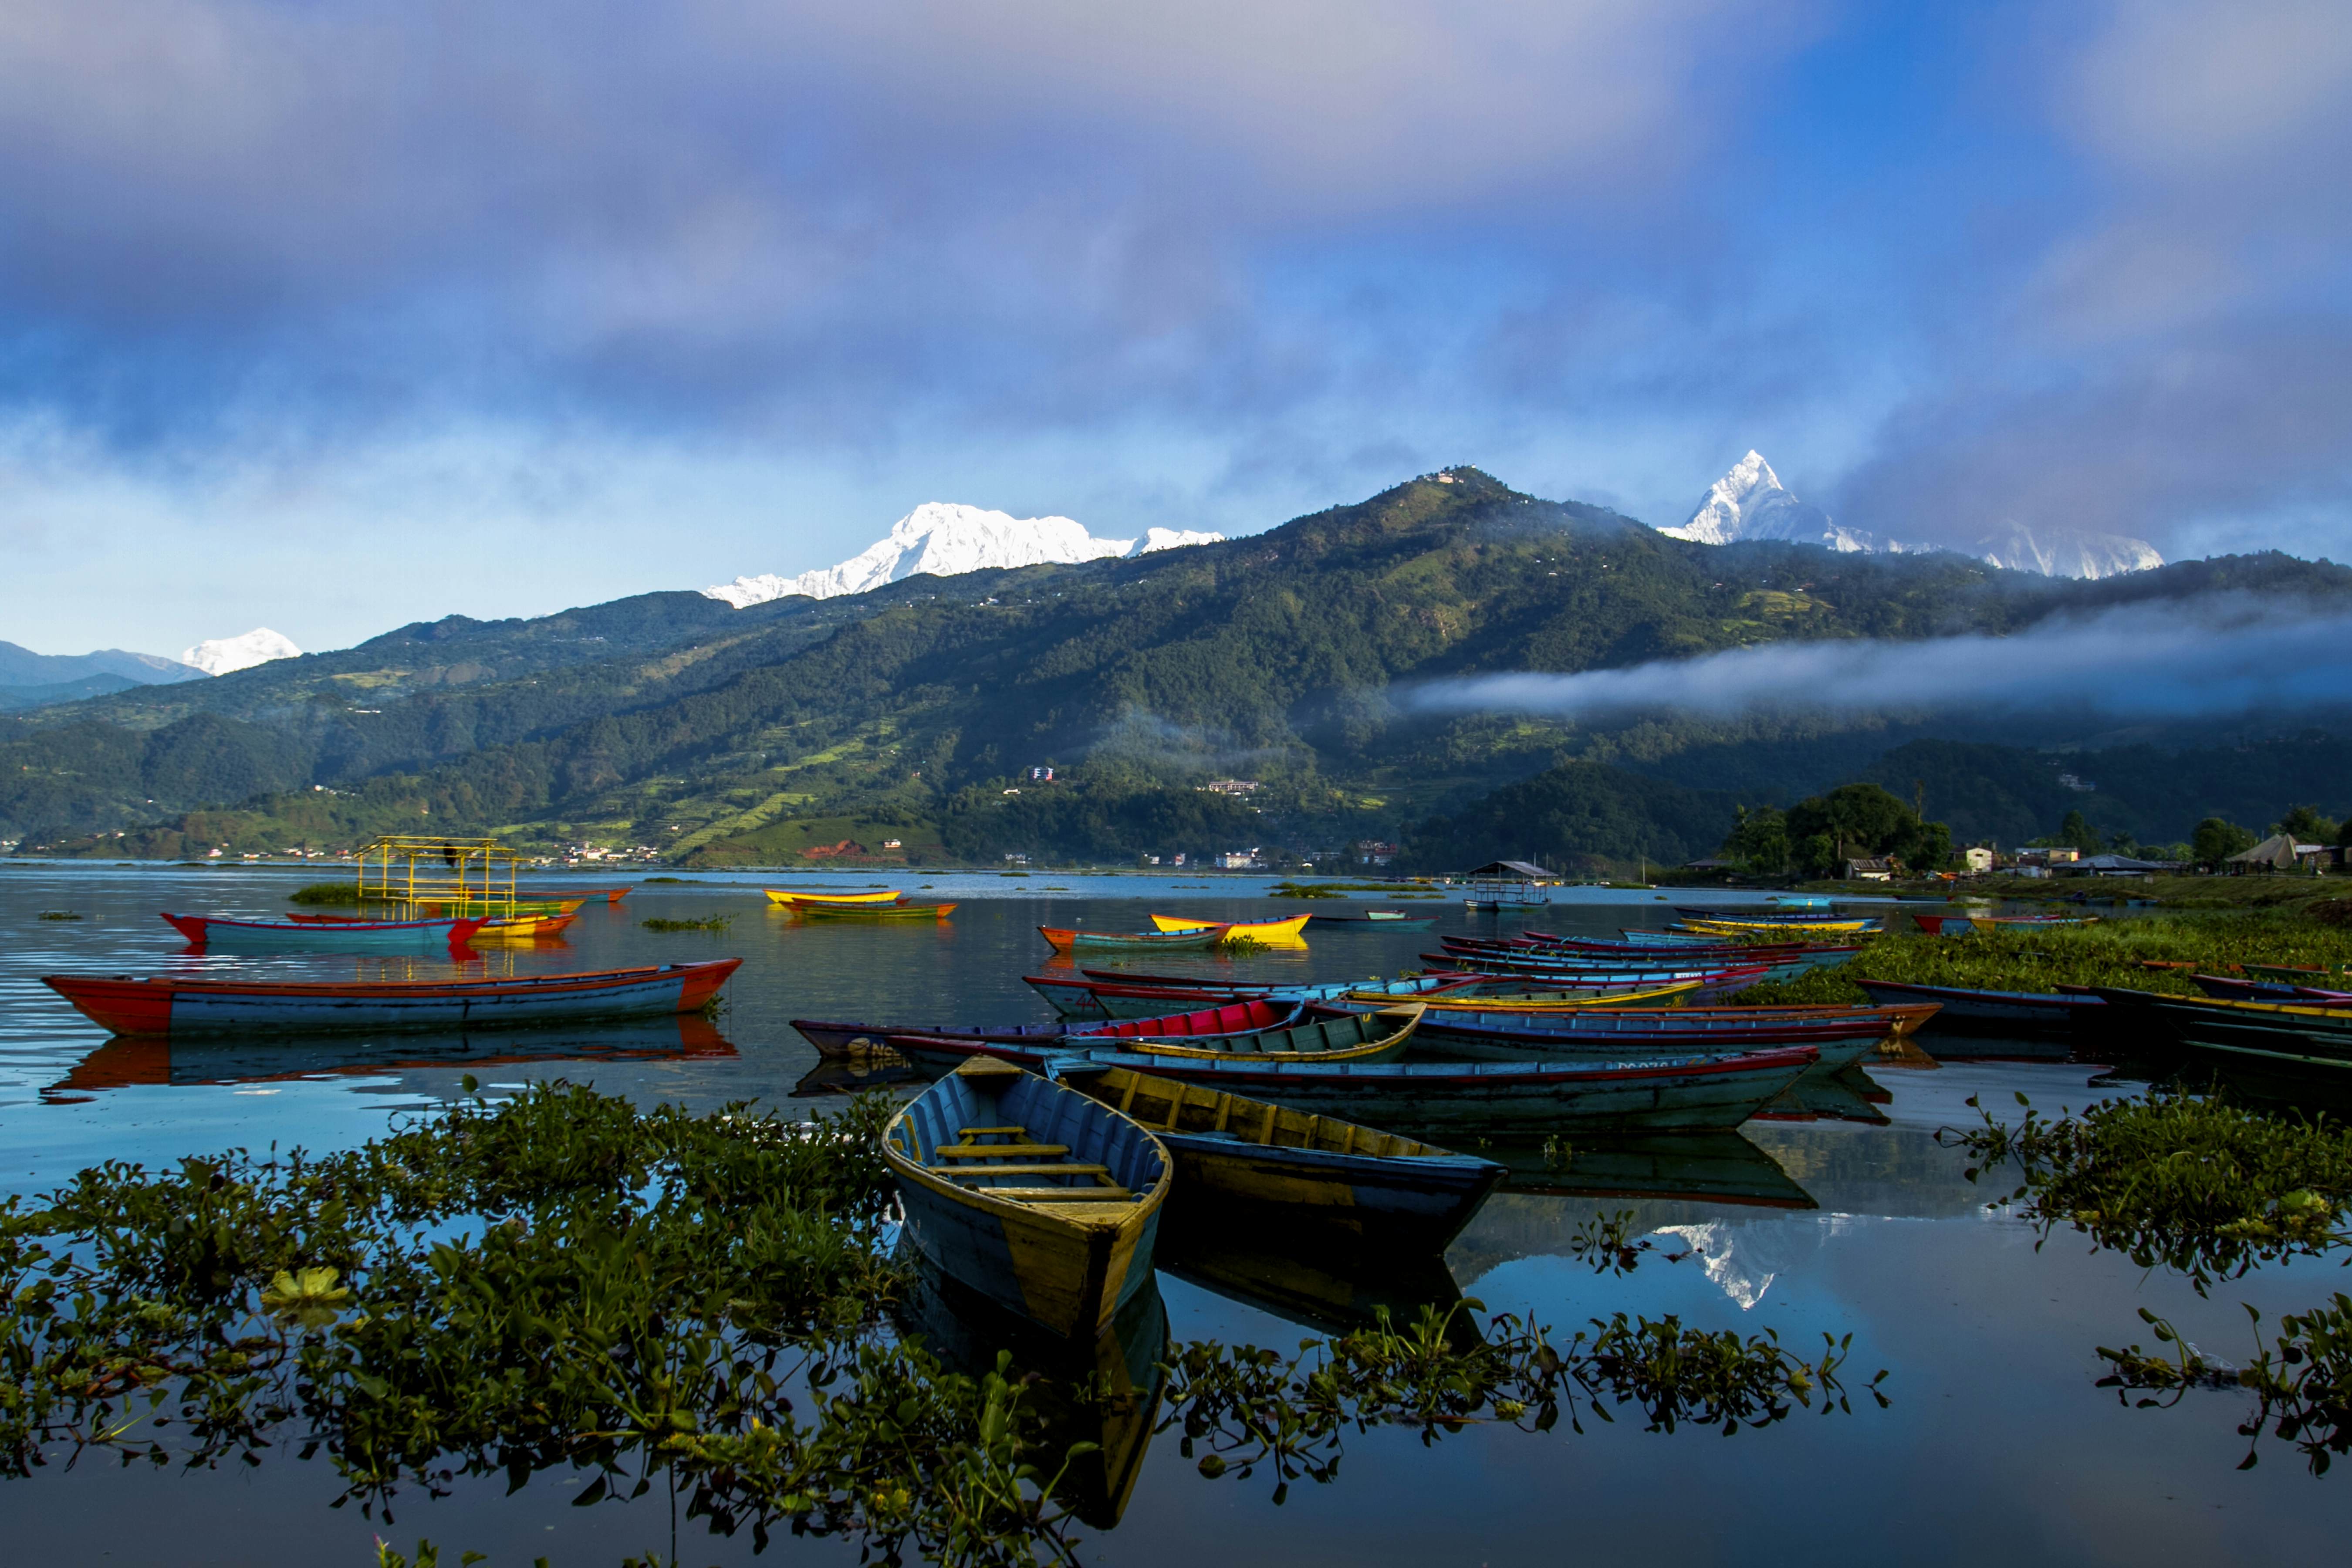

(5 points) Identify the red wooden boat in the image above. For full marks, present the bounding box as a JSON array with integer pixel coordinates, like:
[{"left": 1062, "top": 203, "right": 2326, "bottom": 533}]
[{"left": 42, "top": 960, "right": 741, "bottom": 1037}]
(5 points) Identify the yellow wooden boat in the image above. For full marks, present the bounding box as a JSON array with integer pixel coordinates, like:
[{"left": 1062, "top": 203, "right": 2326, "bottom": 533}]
[
  {"left": 883, "top": 1057, "right": 1171, "bottom": 1339},
  {"left": 1348, "top": 981, "right": 1700, "bottom": 1010},
  {"left": 1682, "top": 916, "right": 1878, "bottom": 936},
  {"left": 764, "top": 888, "right": 905, "bottom": 906},
  {"left": 467, "top": 912, "right": 579, "bottom": 942},
  {"left": 1147, "top": 912, "right": 1313, "bottom": 941}
]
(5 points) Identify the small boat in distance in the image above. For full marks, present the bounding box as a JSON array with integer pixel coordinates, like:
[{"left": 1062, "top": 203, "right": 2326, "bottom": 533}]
[
  {"left": 1306, "top": 911, "right": 1436, "bottom": 929},
  {"left": 43, "top": 960, "right": 742, "bottom": 1038},
  {"left": 1040, "top": 925, "right": 1232, "bottom": 953},
  {"left": 1147, "top": 913, "right": 1314, "bottom": 941},
  {"left": 161, "top": 912, "right": 487, "bottom": 951},
  {"left": 882, "top": 1057, "right": 1171, "bottom": 1339},
  {"left": 764, "top": 888, "right": 905, "bottom": 906},
  {"left": 795, "top": 901, "right": 959, "bottom": 920}
]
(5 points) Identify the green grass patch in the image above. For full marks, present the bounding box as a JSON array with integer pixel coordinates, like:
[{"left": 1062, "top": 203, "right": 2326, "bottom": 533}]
[
  {"left": 288, "top": 881, "right": 363, "bottom": 905},
  {"left": 641, "top": 913, "right": 734, "bottom": 932},
  {"left": 35, "top": 911, "right": 81, "bottom": 921}
]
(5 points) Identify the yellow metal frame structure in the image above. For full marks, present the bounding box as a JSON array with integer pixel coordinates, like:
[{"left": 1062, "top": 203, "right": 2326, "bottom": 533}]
[{"left": 356, "top": 836, "right": 523, "bottom": 917}]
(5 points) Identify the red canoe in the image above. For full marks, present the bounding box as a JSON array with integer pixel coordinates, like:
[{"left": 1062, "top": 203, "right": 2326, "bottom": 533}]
[{"left": 43, "top": 960, "right": 742, "bottom": 1038}]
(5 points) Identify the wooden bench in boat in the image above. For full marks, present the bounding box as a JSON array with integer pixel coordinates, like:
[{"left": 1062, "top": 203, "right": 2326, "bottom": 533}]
[
  {"left": 927, "top": 1120, "right": 1135, "bottom": 1200},
  {"left": 1087, "top": 1065, "right": 1448, "bottom": 1160}
]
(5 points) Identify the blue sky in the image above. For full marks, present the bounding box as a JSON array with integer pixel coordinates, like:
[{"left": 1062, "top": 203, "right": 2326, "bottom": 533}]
[{"left": 2, "top": 0, "right": 2347, "bottom": 657}]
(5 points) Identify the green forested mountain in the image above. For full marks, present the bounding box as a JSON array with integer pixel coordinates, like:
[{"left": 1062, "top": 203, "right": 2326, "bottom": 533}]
[{"left": 7, "top": 469, "right": 2350, "bottom": 869}]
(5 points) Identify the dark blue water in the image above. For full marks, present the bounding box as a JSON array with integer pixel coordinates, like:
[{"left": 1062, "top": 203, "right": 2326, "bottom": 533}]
[{"left": 0, "top": 865, "right": 2335, "bottom": 1565}]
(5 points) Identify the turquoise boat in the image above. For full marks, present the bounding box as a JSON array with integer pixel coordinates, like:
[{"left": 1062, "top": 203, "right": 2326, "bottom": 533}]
[
  {"left": 882, "top": 1057, "right": 1171, "bottom": 1339},
  {"left": 1058, "top": 1062, "right": 1504, "bottom": 1252},
  {"left": 161, "top": 911, "right": 485, "bottom": 951}
]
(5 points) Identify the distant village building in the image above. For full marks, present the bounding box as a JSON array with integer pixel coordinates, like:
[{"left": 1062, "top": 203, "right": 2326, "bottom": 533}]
[
  {"left": 1217, "top": 848, "right": 1265, "bottom": 870},
  {"left": 1029, "top": 767, "right": 1054, "bottom": 781},
  {"left": 2225, "top": 835, "right": 2331, "bottom": 874},
  {"left": 1962, "top": 847, "right": 1995, "bottom": 873},
  {"left": 1843, "top": 856, "right": 1896, "bottom": 882},
  {"left": 1463, "top": 860, "right": 1556, "bottom": 908},
  {"left": 1355, "top": 839, "right": 1398, "bottom": 868},
  {"left": 1202, "top": 779, "right": 1260, "bottom": 795},
  {"left": 2060, "top": 853, "right": 2173, "bottom": 877},
  {"left": 1003, "top": 852, "right": 1030, "bottom": 865}
]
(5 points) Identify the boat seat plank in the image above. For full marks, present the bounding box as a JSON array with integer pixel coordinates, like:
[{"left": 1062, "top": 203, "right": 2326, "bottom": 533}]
[
  {"left": 938, "top": 1142, "right": 1070, "bottom": 1159},
  {"left": 959, "top": 1125, "right": 1027, "bottom": 1137},
  {"left": 936, "top": 1162, "right": 1111, "bottom": 1178},
  {"left": 979, "top": 1187, "right": 1136, "bottom": 1202}
]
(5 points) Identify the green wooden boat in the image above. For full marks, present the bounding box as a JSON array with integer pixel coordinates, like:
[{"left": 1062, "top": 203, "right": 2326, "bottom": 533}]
[{"left": 798, "top": 901, "right": 959, "bottom": 920}]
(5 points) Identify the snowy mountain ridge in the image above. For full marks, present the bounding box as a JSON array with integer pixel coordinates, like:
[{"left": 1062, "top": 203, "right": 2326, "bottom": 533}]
[
  {"left": 182, "top": 628, "right": 303, "bottom": 676},
  {"left": 1654, "top": 451, "right": 2163, "bottom": 580},
  {"left": 706, "top": 503, "right": 1223, "bottom": 607}
]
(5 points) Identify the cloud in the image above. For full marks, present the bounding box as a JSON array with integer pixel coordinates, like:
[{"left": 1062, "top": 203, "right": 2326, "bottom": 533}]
[{"left": 1404, "top": 596, "right": 2352, "bottom": 724}]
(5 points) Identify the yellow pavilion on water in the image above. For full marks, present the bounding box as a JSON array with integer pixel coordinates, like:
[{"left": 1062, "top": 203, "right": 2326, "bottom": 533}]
[{"left": 351, "top": 836, "right": 581, "bottom": 939}]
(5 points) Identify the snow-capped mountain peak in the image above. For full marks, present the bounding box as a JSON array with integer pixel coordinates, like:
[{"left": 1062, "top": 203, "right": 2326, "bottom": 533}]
[
  {"left": 1652, "top": 451, "right": 2162, "bottom": 578},
  {"left": 1656, "top": 450, "right": 1882, "bottom": 552},
  {"left": 182, "top": 628, "right": 302, "bottom": 676},
  {"left": 704, "top": 503, "right": 1223, "bottom": 607}
]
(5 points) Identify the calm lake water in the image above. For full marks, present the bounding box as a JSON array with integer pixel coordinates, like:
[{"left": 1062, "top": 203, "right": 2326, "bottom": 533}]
[{"left": 0, "top": 864, "right": 2339, "bottom": 1565}]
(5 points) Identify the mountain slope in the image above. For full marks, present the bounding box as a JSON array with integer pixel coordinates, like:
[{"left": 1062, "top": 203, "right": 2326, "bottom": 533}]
[{"left": 8, "top": 471, "right": 2350, "bottom": 864}]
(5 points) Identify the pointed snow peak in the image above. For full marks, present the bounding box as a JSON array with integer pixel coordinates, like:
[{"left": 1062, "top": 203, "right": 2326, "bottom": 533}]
[
  {"left": 703, "top": 503, "right": 1224, "bottom": 607},
  {"left": 1656, "top": 451, "right": 1854, "bottom": 549},
  {"left": 180, "top": 628, "right": 301, "bottom": 676}
]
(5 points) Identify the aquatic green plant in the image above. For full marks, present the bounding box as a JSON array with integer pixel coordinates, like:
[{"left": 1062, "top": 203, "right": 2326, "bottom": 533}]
[
  {"left": 0, "top": 1087, "right": 1888, "bottom": 1562},
  {"left": 290, "top": 882, "right": 366, "bottom": 905},
  {"left": 1728, "top": 910, "right": 2352, "bottom": 1009},
  {"left": 34, "top": 911, "right": 81, "bottom": 921},
  {"left": 1212, "top": 934, "right": 1271, "bottom": 955},
  {"left": 640, "top": 914, "right": 733, "bottom": 932},
  {"left": 1164, "top": 1300, "right": 1874, "bottom": 1501},
  {"left": 1943, "top": 1089, "right": 2352, "bottom": 1289},
  {"left": 1267, "top": 882, "right": 1345, "bottom": 899},
  {"left": 2097, "top": 1297, "right": 2352, "bottom": 1474}
]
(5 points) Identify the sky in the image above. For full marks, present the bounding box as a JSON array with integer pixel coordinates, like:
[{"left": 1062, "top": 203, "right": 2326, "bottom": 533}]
[{"left": 2, "top": 0, "right": 2349, "bottom": 658}]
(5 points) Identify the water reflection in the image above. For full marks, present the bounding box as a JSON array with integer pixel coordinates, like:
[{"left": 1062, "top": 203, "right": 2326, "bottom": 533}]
[
  {"left": 43, "top": 1014, "right": 736, "bottom": 1100},
  {"left": 1156, "top": 1224, "right": 1471, "bottom": 1341},
  {"left": 892, "top": 1262, "right": 1171, "bottom": 1529},
  {"left": 1481, "top": 1131, "right": 1817, "bottom": 1210}
]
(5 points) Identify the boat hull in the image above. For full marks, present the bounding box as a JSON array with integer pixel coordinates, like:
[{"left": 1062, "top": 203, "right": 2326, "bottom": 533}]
[
  {"left": 1855, "top": 979, "right": 2105, "bottom": 1035},
  {"left": 1147, "top": 913, "right": 1314, "bottom": 941},
  {"left": 42, "top": 960, "right": 741, "bottom": 1038},
  {"left": 162, "top": 912, "right": 485, "bottom": 951},
  {"left": 1068, "top": 1046, "right": 1819, "bottom": 1133},
  {"left": 884, "top": 1064, "right": 1169, "bottom": 1339},
  {"left": 1041, "top": 926, "right": 1228, "bottom": 953}
]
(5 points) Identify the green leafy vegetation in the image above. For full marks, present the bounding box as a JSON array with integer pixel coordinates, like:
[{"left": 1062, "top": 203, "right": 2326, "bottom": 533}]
[
  {"left": 290, "top": 881, "right": 364, "bottom": 904},
  {"left": 1, "top": 1084, "right": 1883, "bottom": 1559},
  {"left": 640, "top": 914, "right": 735, "bottom": 932},
  {"left": 1727, "top": 910, "right": 2352, "bottom": 1007},
  {"left": 34, "top": 910, "right": 80, "bottom": 921}
]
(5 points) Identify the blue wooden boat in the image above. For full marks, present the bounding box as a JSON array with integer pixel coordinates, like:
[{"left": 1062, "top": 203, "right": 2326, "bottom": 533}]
[
  {"left": 1065, "top": 1044, "right": 1820, "bottom": 1133},
  {"left": 161, "top": 911, "right": 487, "bottom": 951},
  {"left": 1041, "top": 924, "right": 1229, "bottom": 953},
  {"left": 876, "top": 1003, "right": 1427, "bottom": 1075},
  {"left": 2088, "top": 987, "right": 2352, "bottom": 1071},
  {"left": 43, "top": 960, "right": 742, "bottom": 1038},
  {"left": 1029, "top": 971, "right": 1472, "bottom": 1021},
  {"left": 1058, "top": 1062, "right": 1505, "bottom": 1252},
  {"left": 882, "top": 1057, "right": 1171, "bottom": 1338},
  {"left": 792, "top": 997, "right": 1312, "bottom": 1061},
  {"left": 1854, "top": 979, "right": 2108, "bottom": 1037}
]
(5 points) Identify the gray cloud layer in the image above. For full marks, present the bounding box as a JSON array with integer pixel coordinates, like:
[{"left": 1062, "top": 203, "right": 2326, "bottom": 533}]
[{"left": 1406, "top": 596, "right": 2352, "bottom": 723}]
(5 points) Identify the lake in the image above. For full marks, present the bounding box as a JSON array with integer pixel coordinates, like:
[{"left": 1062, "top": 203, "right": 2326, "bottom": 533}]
[{"left": 0, "top": 863, "right": 2338, "bottom": 1565}]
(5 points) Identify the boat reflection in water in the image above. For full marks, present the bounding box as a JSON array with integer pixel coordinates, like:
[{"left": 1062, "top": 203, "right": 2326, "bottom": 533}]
[
  {"left": 1480, "top": 1130, "right": 1818, "bottom": 1211},
  {"left": 1751, "top": 1063, "right": 1893, "bottom": 1126},
  {"left": 45, "top": 1013, "right": 736, "bottom": 1098},
  {"left": 791, "top": 1055, "right": 928, "bottom": 1099},
  {"left": 892, "top": 1259, "right": 1170, "bottom": 1529},
  {"left": 1157, "top": 1224, "right": 1474, "bottom": 1342}
]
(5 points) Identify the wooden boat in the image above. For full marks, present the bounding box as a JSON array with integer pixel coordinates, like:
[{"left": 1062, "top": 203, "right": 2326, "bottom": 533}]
[
  {"left": 1064, "top": 1044, "right": 1821, "bottom": 1133},
  {"left": 1977, "top": 913, "right": 2099, "bottom": 928},
  {"left": 763, "top": 888, "right": 905, "bottom": 906},
  {"left": 882, "top": 1057, "right": 1171, "bottom": 1339},
  {"left": 1146, "top": 912, "right": 1313, "bottom": 941},
  {"left": 1390, "top": 1009, "right": 1897, "bottom": 1070},
  {"left": 881, "top": 1003, "right": 1426, "bottom": 1075},
  {"left": 1060, "top": 1063, "right": 1502, "bottom": 1250},
  {"left": 2244, "top": 962, "right": 2345, "bottom": 984},
  {"left": 2191, "top": 973, "right": 2352, "bottom": 1004},
  {"left": 161, "top": 912, "right": 487, "bottom": 951},
  {"left": 411, "top": 897, "right": 588, "bottom": 918},
  {"left": 795, "top": 900, "right": 958, "bottom": 920},
  {"left": 1675, "top": 905, "right": 1862, "bottom": 925},
  {"left": 1306, "top": 911, "right": 1437, "bottom": 929},
  {"left": 1028, "top": 972, "right": 1479, "bottom": 1021},
  {"left": 542, "top": 887, "right": 633, "bottom": 904},
  {"left": 792, "top": 997, "right": 1313, "bottom": 1062},
  {"left": 2088, "top": 987, "right": 2352, "bottom": 1071},
  {"left": 469, "top": 912, "right": 579, "bottom": 941},
  {"left": 1678, "top": 916, "right": 1882, "bottom": 936},
  {"left": 1040, "top": 924, "right": 1231, "bottom": 953},
  {"left": 1345, "top": 980, "right": 1706, "bottom": 1009},
  {"left": 1854, "top": 978, "right": 2107, "bottom": 1037},
  {"left": 42, "top": 959, "right": 742, "bottom": 1038},
  {"left": 1909, "top": 913, "right": 1978, "bottom": 936}
]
